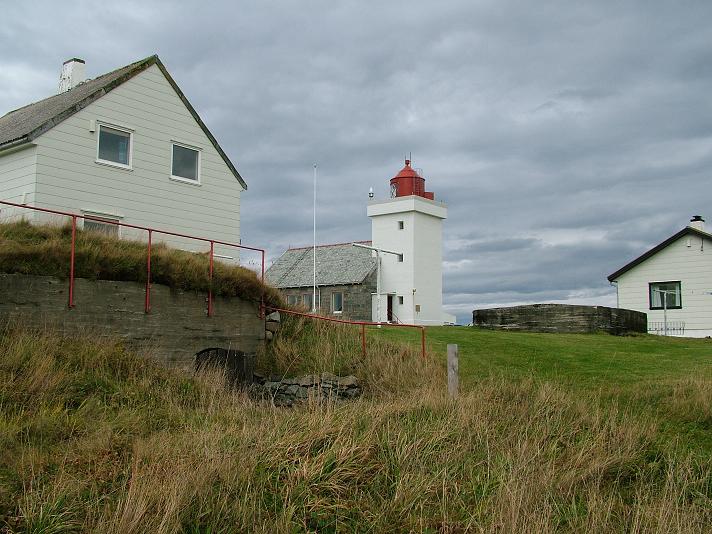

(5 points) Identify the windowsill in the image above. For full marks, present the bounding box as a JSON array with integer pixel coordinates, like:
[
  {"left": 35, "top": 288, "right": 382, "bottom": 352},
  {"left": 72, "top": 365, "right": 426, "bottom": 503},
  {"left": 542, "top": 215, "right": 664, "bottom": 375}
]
[
  {"left": 333, "top": 311, "right": 343, "bottom": 315},
  {"left": 650, "top": 307, "right": 682, "bottom": 310},
  {"left": 95, "top": 159, "right": 132, "bottom": 171},
  {"left": 170, "top": 175, "right": 201, "bottom": 186}
]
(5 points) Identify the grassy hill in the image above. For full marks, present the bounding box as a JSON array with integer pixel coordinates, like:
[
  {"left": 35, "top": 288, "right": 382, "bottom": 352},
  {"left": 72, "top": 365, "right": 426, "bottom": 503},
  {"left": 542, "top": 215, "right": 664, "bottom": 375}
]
[{"left": 2, "top": 325, "right": 711, "bottom": 532}]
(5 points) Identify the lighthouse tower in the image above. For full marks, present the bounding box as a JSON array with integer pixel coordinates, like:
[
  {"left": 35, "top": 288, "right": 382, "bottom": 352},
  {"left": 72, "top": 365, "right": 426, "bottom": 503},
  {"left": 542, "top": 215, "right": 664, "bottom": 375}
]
[{"left": 367, "top": 160, "right": 452, "bottom": 325}]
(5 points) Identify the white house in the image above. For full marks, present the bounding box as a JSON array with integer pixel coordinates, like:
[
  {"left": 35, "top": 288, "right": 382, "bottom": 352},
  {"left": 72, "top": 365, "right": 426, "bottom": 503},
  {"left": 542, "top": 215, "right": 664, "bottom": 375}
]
[
  {"left": 0, "top": 55, "right": 247, "bottom": 260},
  {"left": 608, "top": 216, "right": 712, "bottom": 337}
]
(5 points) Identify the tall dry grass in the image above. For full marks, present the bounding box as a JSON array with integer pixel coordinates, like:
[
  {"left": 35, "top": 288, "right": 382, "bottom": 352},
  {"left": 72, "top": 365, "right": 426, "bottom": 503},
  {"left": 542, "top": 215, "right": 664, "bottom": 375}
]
[
  {"left": 258, "top": 312, "right": 442, "bottom": 396},
  {"left": 1, "top": 328, "right": 711, "bottom": 532}
]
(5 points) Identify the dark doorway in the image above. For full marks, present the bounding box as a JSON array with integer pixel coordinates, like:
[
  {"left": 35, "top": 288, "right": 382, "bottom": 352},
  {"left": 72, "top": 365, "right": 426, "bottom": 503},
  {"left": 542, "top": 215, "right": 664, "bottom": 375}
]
[
  {"left": 387, "top": 295, "right": 394, "bottom": 322},
  {"left": 194, "top": 347, "right": 254, "bottom": 387}
]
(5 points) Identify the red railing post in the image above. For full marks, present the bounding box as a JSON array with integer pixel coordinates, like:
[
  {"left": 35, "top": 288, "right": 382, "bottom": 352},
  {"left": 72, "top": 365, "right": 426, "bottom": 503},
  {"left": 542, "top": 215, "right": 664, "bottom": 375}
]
[
  {"left": 361, "top": 324, "right": 366, "bottom": 358},
  {"left": 68, "top": 215, "right": 77, "bottom": 308},
  {"left": 207, "top": 241, "right": 214, "bottom": 317},
  {"left": 145, "top": 229, "right": 152, "bottom": 313},
  {"left": 421, "top": 327, "right": 426, "bottom": 359}
]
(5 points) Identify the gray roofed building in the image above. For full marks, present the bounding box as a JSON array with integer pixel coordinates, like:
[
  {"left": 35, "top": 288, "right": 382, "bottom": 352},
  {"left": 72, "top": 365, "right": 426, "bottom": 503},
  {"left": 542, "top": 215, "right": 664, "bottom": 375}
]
[
  {"left": 267, "top": 241, "right": 376, "bottom": 288},
  {"left": 0, "top": 55, "right": 246, "bottom": 189},
  {"left": 267, "top": 241, "right": 378, "bottom": 321}
]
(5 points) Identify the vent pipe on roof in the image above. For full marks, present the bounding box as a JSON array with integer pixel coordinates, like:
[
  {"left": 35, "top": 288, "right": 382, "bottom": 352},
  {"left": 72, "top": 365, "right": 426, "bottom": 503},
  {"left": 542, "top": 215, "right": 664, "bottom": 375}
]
[
  {"left": 690, "top": 215, "right": 705, "bottom": 232},
  {"left": 58, "top": 58, "right": 86, "bottom": 93}
]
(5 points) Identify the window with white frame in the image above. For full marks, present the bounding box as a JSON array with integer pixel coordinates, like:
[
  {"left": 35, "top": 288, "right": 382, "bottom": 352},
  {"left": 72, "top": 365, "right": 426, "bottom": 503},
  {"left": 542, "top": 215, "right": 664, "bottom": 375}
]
[
  {"left": 649, "top": 281, "right": 682, "bottom": 310},
  {"left": 287, "top": 295, "right": 299, "bottom": 306},
  {"left": 83, "top": 216, "right": 120, "bottom": 237},
  {"left": 97, "top": 124, "right": 132, "bottom": 168},
  {"left": 171, "top": 142, "right": 200, "bottom": 182},
  {"left": 398, "top": 296, "right": 404, "bottom": 305},
  {"left": 398, "top": 220, "right": 404, "bottom": 230},
  {"left": 397, "top": 253, "right": 404, "bottom": 262},
  {"left": 332, "top": 291, "right": 343, "bottom": 313}
]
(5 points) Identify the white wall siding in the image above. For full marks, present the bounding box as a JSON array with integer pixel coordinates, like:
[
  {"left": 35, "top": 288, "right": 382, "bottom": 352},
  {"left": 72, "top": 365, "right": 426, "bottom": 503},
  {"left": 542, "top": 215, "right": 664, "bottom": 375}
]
[
  {"left": 0, "top": 145, "right": 37, "bottom": 223},
  {"left": 31, "top": 64, "right": 244, "bottom": 261},
  {"left": 368, "top": 196, "right": 448, "bottom": 325},
  {"left": 615, "top": 233, "right": 712, "bottom": 337}
]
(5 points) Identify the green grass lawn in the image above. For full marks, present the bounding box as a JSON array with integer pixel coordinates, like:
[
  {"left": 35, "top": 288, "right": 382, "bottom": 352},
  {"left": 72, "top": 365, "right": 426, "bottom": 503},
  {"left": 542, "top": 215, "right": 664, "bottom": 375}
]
[
  {"left": 374, "top": 326, "right": 712, "bottom": 455},
  {"left": 375, "top": 326, "right": 712, "bottom": 387}
]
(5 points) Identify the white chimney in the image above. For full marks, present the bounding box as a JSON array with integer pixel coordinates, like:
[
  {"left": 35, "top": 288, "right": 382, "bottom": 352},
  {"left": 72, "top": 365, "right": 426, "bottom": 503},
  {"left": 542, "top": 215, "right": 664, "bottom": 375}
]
[
  {"left": 690, "top": 215, "right": 705, "bottom": 231},
  {"left": 58, "top": 58, "right": 86, "bottom": 93}
]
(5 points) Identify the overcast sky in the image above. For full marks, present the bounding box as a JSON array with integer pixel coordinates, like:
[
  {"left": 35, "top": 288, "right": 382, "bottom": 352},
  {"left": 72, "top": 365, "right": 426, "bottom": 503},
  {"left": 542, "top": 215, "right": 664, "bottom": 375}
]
[{"left": 2, "top": 1, "right": 711, "bottom": 323}]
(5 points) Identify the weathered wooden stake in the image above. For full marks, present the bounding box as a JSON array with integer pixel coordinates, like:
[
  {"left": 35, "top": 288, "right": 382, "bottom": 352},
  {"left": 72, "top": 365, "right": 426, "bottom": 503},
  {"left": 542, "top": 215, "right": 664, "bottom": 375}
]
[{"left": 447, "top": 344, "right": 458, "bottom": 399}]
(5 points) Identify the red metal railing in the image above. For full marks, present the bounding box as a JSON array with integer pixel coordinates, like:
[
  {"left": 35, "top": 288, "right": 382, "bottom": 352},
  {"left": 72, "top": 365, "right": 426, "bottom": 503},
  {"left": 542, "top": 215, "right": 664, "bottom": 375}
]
[
  {"left": 266, "top": 306, "right": 427, "bottom": 359},
  {"left": 0, "top": 200, "right": 265, "bottom": 316}
]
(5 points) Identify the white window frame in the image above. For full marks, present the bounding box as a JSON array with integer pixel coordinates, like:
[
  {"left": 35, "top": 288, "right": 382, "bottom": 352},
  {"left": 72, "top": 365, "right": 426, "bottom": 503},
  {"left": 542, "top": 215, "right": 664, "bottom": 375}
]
[
  {"left": 398, "top": 220, "right": 404, "bottom": 230},
  {"left": 170, "top": 141, "right": 202, "bottom": 185},
  {"left": 332, "top": 291, "right": 344, "bottom": 314},
  {"left": 95, "top": 122, "right": 133, "bottom": 170},
  {"left": 80, "top": 210, "right": 123, "bottom": 238}
]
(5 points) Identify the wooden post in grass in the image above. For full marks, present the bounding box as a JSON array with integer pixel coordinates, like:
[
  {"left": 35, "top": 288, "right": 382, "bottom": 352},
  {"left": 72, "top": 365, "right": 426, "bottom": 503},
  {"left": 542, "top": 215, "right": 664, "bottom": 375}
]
[{"left": 447, "top": 344, "right": 458, "bottom": 399}]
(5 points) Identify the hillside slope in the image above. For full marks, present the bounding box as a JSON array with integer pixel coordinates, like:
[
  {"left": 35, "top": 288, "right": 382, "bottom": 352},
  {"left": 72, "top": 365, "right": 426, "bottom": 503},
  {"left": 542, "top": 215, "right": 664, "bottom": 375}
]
[{"left": 1, "top": 328, "right": 711, "bottom": 533}]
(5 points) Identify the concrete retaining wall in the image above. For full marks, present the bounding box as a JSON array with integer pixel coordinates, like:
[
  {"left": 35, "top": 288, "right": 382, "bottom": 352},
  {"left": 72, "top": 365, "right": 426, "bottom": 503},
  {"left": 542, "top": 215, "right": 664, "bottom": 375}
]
[
  {"left": 0, "top": 274, "right": 264, "bottom": 367},
  {"left": 473, "top": 304, "right": 647, "bottom": 334}
]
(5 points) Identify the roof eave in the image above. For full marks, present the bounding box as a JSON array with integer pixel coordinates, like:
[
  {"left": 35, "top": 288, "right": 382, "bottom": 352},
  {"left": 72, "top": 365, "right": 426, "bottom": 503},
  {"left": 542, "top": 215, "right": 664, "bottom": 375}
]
[
  {"left": 0, "top": 135, "right": 30, "bottom": 153},
  {"left": 607, "top": 227, "right": 712, "bottom": 281}
]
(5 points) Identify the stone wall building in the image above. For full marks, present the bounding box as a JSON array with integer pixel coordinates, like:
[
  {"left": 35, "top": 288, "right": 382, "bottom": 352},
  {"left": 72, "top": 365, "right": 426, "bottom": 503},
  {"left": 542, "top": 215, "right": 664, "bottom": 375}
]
[{"left": 266, "top": 242, "right": 377, "bottom": 321}]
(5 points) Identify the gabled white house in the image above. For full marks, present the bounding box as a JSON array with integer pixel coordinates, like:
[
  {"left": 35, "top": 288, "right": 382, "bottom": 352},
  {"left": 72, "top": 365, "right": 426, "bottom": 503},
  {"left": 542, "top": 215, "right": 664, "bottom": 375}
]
[
  {"left": 608, "top": 216, "right": 712, "bottom": 337},
  {"left": 0, "top": 55, "right": 246, "bottom": 259}
]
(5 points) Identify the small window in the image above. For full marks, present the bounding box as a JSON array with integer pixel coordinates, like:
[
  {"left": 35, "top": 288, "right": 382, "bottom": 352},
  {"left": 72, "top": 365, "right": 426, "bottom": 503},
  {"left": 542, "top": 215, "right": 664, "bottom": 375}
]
[
  {"left": 415, "top": 304, "right": 421, "bottom": 312},
  {"left": 97, "top": 124, "right": 131, "bottom": 168},
  {"left": 83, "top": 217, "right": 119, "bottom": 237},
  {"left": 398, "top": 221, "right": 404, "bottom": 230},
  {"left": 287, "top": 295, "right": 299, "bottom": 306},
  {"left": 332, "top": 292, "right": 343, "bottom": 313},
  {"left": 171, "top": 143, "right": 200, "bottom": 183},
  {"left": 649, "top": 281, "right": 682, "bottom": 310},
  {"left": 397, "top": 254, "right": 404, "bottom": 262},
  {"left": 398, "top": 296, "right": 404, "bottom": 305},
  {"left": 302, "top": 293, "right": 313, "bottom": 310}
]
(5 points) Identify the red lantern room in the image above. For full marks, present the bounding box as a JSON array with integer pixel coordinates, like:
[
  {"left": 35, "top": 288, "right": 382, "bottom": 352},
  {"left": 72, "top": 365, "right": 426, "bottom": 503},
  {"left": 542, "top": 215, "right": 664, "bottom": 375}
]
[{"left": 389, "top": 159, "right": 435, "bottom": 200}]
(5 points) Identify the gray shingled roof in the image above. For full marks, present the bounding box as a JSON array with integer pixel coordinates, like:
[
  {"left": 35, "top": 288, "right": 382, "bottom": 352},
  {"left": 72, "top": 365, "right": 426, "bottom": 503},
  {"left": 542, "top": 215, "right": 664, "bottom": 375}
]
[
  {"left": 267, "top": 242, "right": 376, "bottom": 288},
  {"left": 0, "top": 55, "right": 247, "bottom": 189}
]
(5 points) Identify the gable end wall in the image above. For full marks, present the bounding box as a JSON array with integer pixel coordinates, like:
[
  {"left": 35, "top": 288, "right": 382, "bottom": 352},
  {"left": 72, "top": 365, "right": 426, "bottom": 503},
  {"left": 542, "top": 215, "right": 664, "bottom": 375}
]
[{"left": 29, "top": 64, "right": 242, "bottom": 259}]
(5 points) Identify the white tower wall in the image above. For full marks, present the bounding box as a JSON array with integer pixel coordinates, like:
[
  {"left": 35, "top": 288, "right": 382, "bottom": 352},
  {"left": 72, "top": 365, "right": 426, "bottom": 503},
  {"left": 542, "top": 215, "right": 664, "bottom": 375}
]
[{"left": 368, "top": 195, "right": 447, "bottom": 325}]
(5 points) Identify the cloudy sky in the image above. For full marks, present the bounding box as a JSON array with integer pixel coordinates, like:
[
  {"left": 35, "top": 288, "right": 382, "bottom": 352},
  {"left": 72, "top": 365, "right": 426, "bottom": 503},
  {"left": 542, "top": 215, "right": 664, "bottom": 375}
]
[{"left": 2, "top": 1, "right": 711, "bottom": 323}]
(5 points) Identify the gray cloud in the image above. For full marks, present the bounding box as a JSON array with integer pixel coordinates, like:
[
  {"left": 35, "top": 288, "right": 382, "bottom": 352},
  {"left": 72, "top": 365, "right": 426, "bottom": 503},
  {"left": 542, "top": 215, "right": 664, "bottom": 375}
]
[{"left": 2, "top": 0, "right": 712, "bottom": 324}]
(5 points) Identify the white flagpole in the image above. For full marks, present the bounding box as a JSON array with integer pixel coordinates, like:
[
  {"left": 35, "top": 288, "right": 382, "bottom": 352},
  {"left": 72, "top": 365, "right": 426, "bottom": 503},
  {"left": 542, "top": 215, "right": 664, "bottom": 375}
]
[{"left": 313, "top": 163, "right": 317, "bottom": 313}]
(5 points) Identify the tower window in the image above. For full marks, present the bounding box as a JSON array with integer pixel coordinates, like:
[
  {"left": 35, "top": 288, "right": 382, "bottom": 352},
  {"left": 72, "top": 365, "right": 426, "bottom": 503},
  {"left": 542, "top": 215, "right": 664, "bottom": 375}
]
[
  {"left": 398, "top": 296, "right": 404, "bottom": 305},
  {"left": 397, "top": 254, "right": 404, "bottom": 262},
  {"left": 398, "top": 220, "right": 404, "bottom": 230}
]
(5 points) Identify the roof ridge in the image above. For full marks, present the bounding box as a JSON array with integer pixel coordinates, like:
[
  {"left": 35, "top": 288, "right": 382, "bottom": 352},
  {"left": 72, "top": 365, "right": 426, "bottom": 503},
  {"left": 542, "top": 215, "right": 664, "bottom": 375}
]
[{"left": 288, "top": 240, "right": 371, "bottom": 251}]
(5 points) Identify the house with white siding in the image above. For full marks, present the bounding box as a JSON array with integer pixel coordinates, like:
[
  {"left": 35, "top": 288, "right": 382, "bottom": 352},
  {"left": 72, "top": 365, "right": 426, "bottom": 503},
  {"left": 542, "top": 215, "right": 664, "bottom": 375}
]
[
  {"left": 608, "top": 216, "right": 712, "bottom": 337},
  {"left": 0, "top": 55, "right": 246, "bottom": 259}
]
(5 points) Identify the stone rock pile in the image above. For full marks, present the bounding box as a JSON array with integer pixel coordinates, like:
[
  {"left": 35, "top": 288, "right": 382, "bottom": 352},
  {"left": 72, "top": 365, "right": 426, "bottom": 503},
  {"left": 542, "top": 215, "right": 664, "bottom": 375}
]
[
  {"left": 252, "top": 372, "right": 361, "bottom": 406},
  {"left": 264, "top": 310, "right": 281, "bottom": 341}
]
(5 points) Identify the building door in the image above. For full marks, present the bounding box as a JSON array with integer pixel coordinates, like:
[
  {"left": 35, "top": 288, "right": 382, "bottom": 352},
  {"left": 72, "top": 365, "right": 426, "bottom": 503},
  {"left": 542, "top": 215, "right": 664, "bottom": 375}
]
[{"left": 387, "top": 295, "right": 394, "bottom": 322}]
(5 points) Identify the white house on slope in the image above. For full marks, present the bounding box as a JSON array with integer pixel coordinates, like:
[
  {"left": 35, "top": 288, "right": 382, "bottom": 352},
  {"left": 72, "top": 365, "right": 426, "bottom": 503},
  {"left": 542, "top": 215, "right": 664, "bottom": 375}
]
[
  {"left": 608, "top": 215, "right": 712, "bottom": 337},
  {"left": 0, "top": 55, "right": 247, "bottom": 260}
]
